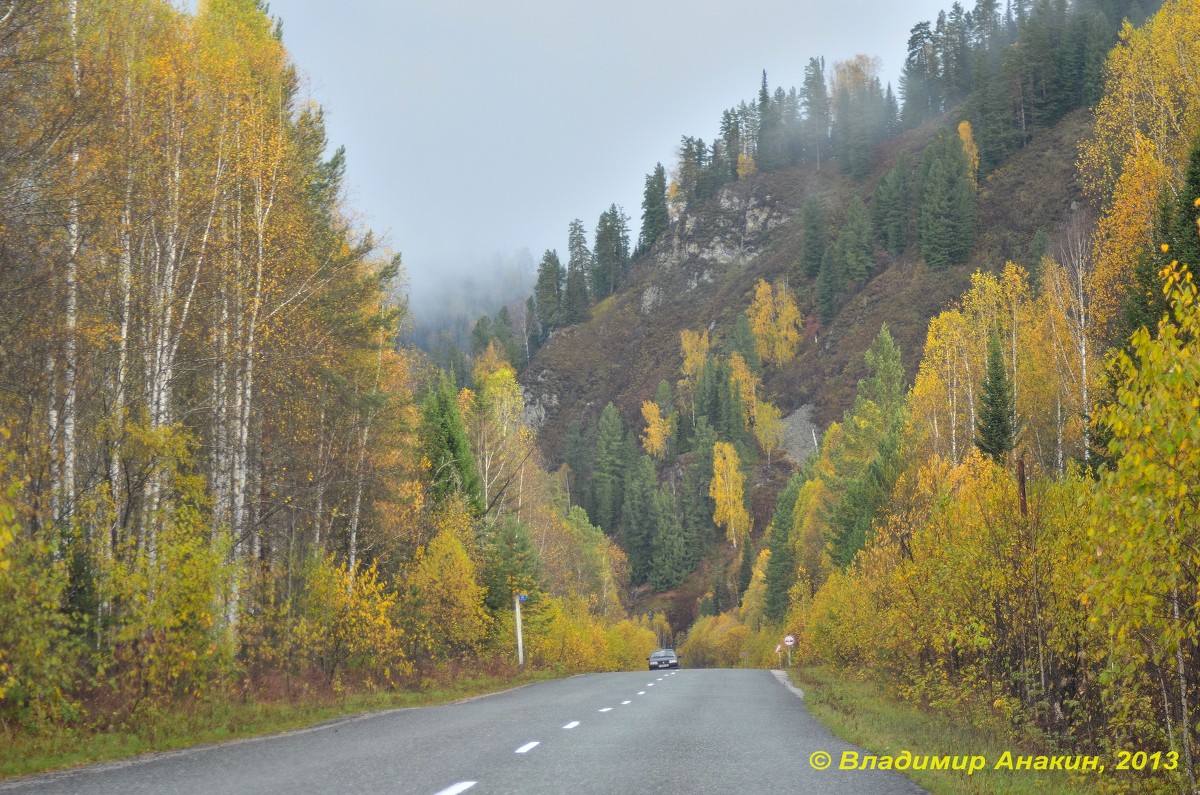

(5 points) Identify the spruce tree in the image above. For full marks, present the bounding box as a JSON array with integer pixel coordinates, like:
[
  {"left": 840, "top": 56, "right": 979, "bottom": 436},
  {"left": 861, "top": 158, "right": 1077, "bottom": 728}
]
[
  {"left": 975, "top": 330, "right": 1016, "bottom": 464},
  {"left": 590, "top": 403, "right": 627, "bottom": 532},
  {"left": 563, "top": 419, "right": 590, "bottom": 504},
  {"left": 800, "top": 57, "right": 830, "bottom": 169},
  {"left": 533, "top": 249, "right": 563, "bottom": 336},
  {"left": 763, "top": 474, "right": 803, "bottom": 623},
  {"left": 727, "top": 313, "right": 762, "bottom": 374},
  {"left": 860, "top": 324, "right": 906, "bottom": 419},
  {"left": 816, "top": 244, "right": 841, "bottom": 323},
  {"left": 593, "top": 204, "right": 631, "bottom": 298},
  {"left": 800, "top": 197, "right": 827, "bottom": 279},
  {"left": 649, "top": 486, "right": 689, "bottom": 591},
  {"left": 917, "top": 130, "right": 976, "bottom": 269},
  {"left": 561, "top": 219, "right": 591, "bottom": 324},
  {"left": 736, "top": 542, "right": 755, "bottom": 602},
  {"left": 420, "top": 373, "right": 483, "bottom": 512},
  {"left": 873, "top": 155, "right": 911, "bottom": 254},
  {"left": 483, "top": 518, "right": 544, "bottom": 612},
  {"left": 720, "top": 109, "right": 743, "bottom": 181},
  {"left": 621, "top": 455, "right": 658, "bottom": 585},
  {"left": 1168, "top": 134, "right": 1200, "bottom": 270},
  {"left": 639, "top": 163, "right": 669, "bottom": 253},
  {"left": 681, "top": 418, "right": 718, "bottom": 564},
  {"left": 836, "top": 197, "right": 875, "bottom": 285}
]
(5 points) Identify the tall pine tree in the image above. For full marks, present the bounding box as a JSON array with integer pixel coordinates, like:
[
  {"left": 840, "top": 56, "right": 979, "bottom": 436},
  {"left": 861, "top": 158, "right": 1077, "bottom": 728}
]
[{"left": 975, "top": 329, "right": 1016, "bottom": 464}]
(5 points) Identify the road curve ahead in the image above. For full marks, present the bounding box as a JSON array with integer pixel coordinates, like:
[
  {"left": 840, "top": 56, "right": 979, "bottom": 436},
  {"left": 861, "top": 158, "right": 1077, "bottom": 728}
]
[{"left": 2, "top": 669, "right": 922, "bottom": 794}]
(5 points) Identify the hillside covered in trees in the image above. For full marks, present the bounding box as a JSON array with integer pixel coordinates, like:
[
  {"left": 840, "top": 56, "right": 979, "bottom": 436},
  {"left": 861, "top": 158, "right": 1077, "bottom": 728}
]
[
  {"left": 0, "top": 0, "right": 665, "bottom": 755},
  {"left": 6, "top": 0, "right": 1200, "bottom": 792},
  {"left": 484, "top": 0, "right": 1200, "bottom": 791}
]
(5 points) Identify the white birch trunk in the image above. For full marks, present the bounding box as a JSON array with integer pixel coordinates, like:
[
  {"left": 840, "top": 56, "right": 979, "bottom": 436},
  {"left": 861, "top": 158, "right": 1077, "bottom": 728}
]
[{"left": 62, "top": 0, "right": 81, "bottom": 527}]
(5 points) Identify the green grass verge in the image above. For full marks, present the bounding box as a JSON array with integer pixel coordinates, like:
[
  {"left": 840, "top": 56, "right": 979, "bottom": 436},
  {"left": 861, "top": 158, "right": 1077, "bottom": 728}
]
[
  {"left": 0, "top": 671, "right": 558, "bottom": 781},
  {"left": 789, "top": 666, "right": 1099, "bottom": 795}
]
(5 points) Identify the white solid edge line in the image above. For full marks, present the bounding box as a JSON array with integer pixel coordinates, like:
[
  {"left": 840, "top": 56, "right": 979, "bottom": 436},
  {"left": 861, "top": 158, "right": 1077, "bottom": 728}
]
[
  {"left": 563, "top": 721, "right": 580, "bottom": 729},
  {"left": 432, "top": 783, "right": 476, "bottom": 795},
  {"left": 515, "top": 741, "right": 540, "bottom": 754}
]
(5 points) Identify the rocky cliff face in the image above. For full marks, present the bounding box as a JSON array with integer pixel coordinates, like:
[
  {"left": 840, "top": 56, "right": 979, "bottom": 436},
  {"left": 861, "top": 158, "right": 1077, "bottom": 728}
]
[{"left": 520, "top": 110, "right": 1088, "bottom": 467}]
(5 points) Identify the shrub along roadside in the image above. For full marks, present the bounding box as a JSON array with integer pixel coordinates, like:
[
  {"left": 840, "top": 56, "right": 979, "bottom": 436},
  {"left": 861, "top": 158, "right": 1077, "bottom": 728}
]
[
  {"left": 0, "top": 670, "right": 558, "bottom": 780},
  {"left": 789, "top": 666, "right": 1100, "bottom": 795}
]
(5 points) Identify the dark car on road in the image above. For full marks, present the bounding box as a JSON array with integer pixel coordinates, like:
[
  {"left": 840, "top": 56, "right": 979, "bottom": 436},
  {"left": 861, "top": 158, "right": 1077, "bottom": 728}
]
[{"left": 648, "top": 648, "right": 679, "bottom": 670}]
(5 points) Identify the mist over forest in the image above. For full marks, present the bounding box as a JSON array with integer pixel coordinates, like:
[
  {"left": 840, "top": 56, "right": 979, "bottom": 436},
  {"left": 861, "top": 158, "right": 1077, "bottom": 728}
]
[{"left": 402, "top": 248, "right": 536, "bottom": 357}]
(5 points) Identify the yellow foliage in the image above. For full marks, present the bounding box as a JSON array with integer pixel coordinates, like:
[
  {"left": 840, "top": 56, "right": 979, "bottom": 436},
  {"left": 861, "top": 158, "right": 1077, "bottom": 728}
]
[
  {"left": 679, "top": 329, "right": 710, "bottom": 382},
  {"left": 640, "top": 401, "right": 670, "bottom": 459},
  {"left": 1078, "top": 0, "right": 1200, "bottom": 204},
  {"left": 727, "top": 352, "right": 759, "bottom": 425},
  {"left": 753, "top": 400, "right": 784, "bottom": 464},
  {"left": 710, "top": 442, "right": 749, "bottom": 549},
  {"left": 736, "top": 152, "right": 757, "bottom": 179},
  {"left": 747, "top": 279, "right": 802, "bottom": 367},
  {"left": 957, "top": 120, "right": 979, "bottom": 191},
  {"left": 0, "top": 446, "right": 77, "bottom": 726},
  {"left": 737, "top": 548, "right": 771, "bottom": 629},
  {"left": 1089, "top": 136, "right": 1172, "bottom": 338},
  {"left": 1088, "top": 262, "right": 1200, "bottom": 748},
  {"left": 678, "top": 613, "right": 749, "bottom": 668},
  {"left": 405, "top": 529, "right": 491, "bottom": 663},
  {"left": 295, "top": 556, "right": 408, "bottom": 686}
]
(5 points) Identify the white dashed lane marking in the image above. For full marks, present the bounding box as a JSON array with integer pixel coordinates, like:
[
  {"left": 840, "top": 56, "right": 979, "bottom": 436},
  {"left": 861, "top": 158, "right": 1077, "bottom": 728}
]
[
  {"left": 562, "top": 721, "right": 580, "bottom": 729},
  {"left": 637, "top": 691, "right": 646, "bottom": 695},
  {"left": 598, "top": 707, "right": 613, "bottom": 713},
  {"left": 515, "top": 741, "right": 540, "bottom": 754},
  {"left": 432, "top": 783, "right": 476, "bottom": 795},
  {"left": 621, "top": 700, "right": 631, "bottom": 705}
]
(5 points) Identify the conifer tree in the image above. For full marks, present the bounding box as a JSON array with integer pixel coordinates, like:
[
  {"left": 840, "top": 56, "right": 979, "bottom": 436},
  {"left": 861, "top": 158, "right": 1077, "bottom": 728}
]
[
  {"left": 873, "top": 155, "right": 911, "bottom": 254},
  {"left": 763, "top": 474, "right": 803, "bottom": 623},
  {"left": 975, "top": 330, "right": 1016, "bottom": 464},
  {"left": 860, "top": 324, "right": 906, "bottom": 419},
  {"left": 533, "top": 249, "right": 563, "bottom": 336},
  {"left": 800, "top": 57, "right": 830, "bottom": 169},
  {"left": 590, "top": 403, "right": 628, "bottom": 532},
  {"left": 681, "top": 418, "right": 717, "bottom": 563},
  {"left": 621, "top": 455, "right": 658, "bottom": 585},
  {"left": 421, "top": 374, "right": 483, "bottom": 512},
  {"left": 917, "top": 130, "right": 976, "bottom": 269},
  {"left": 727, "top": 314, "right": 763, "bottom": 374},
  {"left": 649, "top": 486, "right": 689, "bottom": 591},
  {"left": 563, "top": 419, "right": 590, "bottom": 501},
  {"left": 719, "top": 109, "right": 743, "bottom": 181},
  {"left": 482, "top": 517, "right": 544, "bottom": 613},
  {"left": 592, "top": 204, "right": 630, "bottom": 298},
  {"left": 561, "top": 219, "right": 591, "bottom": 324},
  {"left": 835, "top": 197, "right": 875, "bottom": 285},
  {"left": 801, "top": 197, "right": 827, "bottom": 278},
  {"left": 817, "top": 244, "right": 841, "bottom": 323},
  {"left": 639, "top": 163, "right": 669, "bottom": 253}
]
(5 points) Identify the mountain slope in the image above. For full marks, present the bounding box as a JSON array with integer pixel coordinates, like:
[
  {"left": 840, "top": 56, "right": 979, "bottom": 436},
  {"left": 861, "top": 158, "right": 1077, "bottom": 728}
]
[{"left": 522, "top": 108, "right": 1091, "bottom": 466}]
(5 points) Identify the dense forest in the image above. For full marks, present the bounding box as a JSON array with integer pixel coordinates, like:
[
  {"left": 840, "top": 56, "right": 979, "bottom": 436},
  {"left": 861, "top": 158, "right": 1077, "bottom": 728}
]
[
  {"left": 4, "top": 0, "right": 1200, "bottom": 792},
  {"left": 0, "top": 0, "right": 663, "bottom": 742}
]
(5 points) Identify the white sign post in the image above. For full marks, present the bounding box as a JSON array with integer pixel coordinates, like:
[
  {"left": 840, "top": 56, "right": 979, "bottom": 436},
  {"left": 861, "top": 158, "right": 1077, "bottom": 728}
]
[
  {"left": 783, "top": 634, "right": 795, "bottom": 667},
  {"left": 515, "top": 594, "right": 527, "bottom": 669}
]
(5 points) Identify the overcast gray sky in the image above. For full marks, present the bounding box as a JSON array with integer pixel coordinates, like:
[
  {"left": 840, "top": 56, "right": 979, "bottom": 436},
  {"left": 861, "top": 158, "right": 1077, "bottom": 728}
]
[{"left": 257, "top": 0, "right": 952, "bottom": 320}]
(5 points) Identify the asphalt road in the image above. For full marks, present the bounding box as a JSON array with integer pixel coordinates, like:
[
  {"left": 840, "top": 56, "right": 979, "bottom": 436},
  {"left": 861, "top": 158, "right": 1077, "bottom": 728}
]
[{"left": 2, "top": 669, "right": 923, "bottom": 794}]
